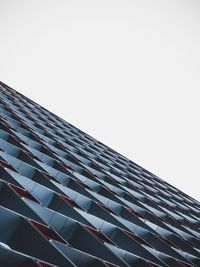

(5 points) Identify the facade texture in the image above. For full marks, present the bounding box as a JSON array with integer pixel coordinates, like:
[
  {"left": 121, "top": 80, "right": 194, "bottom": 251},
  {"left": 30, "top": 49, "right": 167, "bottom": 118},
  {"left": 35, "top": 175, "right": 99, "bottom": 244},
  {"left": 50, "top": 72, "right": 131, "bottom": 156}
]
[{"left": 0, "top": 81, "right": 200, "bottom": 267}]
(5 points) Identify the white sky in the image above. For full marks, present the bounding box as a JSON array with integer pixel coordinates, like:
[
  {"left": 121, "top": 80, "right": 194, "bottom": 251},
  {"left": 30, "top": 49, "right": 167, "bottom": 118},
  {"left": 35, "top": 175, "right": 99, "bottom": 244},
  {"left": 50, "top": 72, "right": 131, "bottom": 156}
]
[{"left": 0, "top": 0, "right": 200, "bottom": 201}]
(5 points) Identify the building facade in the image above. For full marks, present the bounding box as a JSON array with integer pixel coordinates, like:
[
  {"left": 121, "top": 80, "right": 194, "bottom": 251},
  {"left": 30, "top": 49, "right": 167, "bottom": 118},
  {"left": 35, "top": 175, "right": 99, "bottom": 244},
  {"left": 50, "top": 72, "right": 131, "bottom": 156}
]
[{"left": 0, "top": 81, "right": 199, "bottom": 267}]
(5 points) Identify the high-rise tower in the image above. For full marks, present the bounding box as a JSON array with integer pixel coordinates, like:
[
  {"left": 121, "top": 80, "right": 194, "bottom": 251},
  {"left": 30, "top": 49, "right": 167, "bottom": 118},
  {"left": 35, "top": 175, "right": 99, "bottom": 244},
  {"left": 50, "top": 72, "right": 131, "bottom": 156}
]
[{"left": 0, "top": 81, "right": 199, "bottom": 267}]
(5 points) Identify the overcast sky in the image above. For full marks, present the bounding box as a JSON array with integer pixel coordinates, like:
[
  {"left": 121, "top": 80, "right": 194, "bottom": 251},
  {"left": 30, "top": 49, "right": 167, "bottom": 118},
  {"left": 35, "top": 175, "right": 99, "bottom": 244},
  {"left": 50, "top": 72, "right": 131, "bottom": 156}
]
[{"left": 0, "top": 0, "right": 200, "bottom": 201}]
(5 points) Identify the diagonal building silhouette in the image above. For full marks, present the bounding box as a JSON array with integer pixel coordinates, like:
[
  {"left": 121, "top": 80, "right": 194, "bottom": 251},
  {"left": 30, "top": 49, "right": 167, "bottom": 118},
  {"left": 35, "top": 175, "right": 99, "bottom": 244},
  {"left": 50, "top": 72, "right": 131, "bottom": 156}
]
[{"left": 0, "top": 81, "right": 199, "bottom": 267}]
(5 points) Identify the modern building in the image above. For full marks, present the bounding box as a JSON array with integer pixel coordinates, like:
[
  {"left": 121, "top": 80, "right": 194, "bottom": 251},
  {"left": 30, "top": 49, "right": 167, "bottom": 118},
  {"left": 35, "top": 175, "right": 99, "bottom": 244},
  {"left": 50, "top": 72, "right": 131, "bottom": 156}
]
[{"left": 0, "top": 81, "right": 199, "bottom": 267}]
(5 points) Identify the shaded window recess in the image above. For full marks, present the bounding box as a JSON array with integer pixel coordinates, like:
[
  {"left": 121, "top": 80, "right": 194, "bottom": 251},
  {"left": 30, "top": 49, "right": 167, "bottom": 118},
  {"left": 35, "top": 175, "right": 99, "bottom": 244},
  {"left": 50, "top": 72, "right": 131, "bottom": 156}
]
[
  {"left": 8, "top": 183, "right": 40, "bottom": 203},
  {"left": 125, "top": 207, "right": 144, "bottom": 219},
  {"left": 25, "top": 150, "right": 41, "bottom": 161},
  {"left": 98, "top": 203, "right": 116, "bottom": 215},
  {"left": 84, "top": 225, "right": 117, "bottom": 246},
  {"left": 0, "top": 119, "right": 14, "bottom": 132},
  {"left": 123, "top": 230, "right": 152, "bottom": 247},
  {"left": 59, "top": 194, "right": 84, "bottom": 210},
  {"left": 59, "top": 161, "right": 71, "bottom": 169},
  {"left": 41, "top": 171, "right": 60, "bottom": 183},
  {"left": 28, "top": 219, "right": 68, "bottom": 245},
  {"left": 75, "top": 179, "right": 92, "bottom": 190},
  {"left": 0, "top": 159, "right": 17, "bottom": 172},
  {"left": 155, "top": 234, "right": 178, "bottom": 249}
]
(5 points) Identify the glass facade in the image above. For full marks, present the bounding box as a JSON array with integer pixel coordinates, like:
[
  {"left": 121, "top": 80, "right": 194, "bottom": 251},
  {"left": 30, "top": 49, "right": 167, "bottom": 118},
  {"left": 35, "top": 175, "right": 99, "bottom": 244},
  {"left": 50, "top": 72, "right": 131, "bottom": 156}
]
[{"left": 0, "top": 81, "right": 199, "bottom": 267}]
